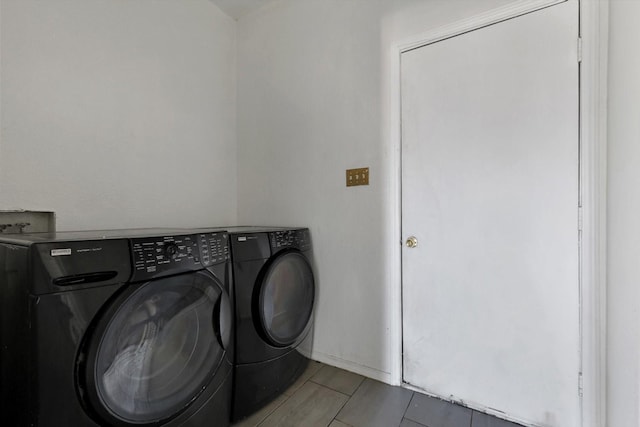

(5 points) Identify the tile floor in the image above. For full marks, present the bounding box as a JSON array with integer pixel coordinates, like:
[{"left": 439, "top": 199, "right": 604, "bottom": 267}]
[{"left": 232, "top": 361, "right": 524, "bottom": 427}]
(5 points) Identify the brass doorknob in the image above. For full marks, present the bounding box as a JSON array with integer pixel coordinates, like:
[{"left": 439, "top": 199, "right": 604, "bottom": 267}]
[{"left": 406, "top": 236, "right": 418, "bottom": 248}]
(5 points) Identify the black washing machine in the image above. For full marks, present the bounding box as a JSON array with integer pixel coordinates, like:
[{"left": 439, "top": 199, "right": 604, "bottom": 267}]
[
  {"left": 0, "top": 229, "right": 233, "bottom": 427},
  {"left": 227, "top": 226, "right": 315, "bottom": 421}
]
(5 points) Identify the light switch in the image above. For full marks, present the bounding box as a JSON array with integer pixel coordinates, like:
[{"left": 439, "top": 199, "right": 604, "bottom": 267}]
[{"left": 346, "top": 168, "right": 369, "bottom": 187}]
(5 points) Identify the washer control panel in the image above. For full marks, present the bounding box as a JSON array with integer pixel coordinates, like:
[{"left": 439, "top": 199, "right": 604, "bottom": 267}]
[
  {"left": 130, "top": 233, "right": 229, "bottom": 281},
  {"left": 269, "top": 228, "right": 311, "bottom": 252}
]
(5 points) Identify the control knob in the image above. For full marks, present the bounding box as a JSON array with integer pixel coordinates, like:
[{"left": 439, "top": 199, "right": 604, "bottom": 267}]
[{"left": 165, "top": 243, "right": 179, "bottom": 259}]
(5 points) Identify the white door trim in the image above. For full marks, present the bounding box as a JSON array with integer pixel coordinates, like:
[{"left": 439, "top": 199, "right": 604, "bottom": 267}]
[
  {"left": 396, "top": 0, "right": 565, "bottom": 53},
  {"left": 576, "top": 2, "right": 609, "bottom": 426},
  {"left": 389, "top": 1, "right": 608, "bottom": 426}
]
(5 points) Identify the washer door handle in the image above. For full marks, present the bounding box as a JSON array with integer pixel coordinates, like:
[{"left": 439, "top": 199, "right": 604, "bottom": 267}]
[{"left": 213, "top": 292, "right": 232, "bottom": 350}]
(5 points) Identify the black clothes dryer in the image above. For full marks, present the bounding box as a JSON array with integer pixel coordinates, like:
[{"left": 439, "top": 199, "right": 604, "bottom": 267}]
[
  {"left": 227, "top": 227, "right": 315, "bottom": 421},
  {"left": 0, "top": 229, "right": 233, "bottom": 427}
]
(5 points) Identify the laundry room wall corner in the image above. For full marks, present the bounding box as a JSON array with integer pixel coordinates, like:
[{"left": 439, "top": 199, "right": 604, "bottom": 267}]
[{"left": 235, "top": 0, "right": 518, "bottom": 384}]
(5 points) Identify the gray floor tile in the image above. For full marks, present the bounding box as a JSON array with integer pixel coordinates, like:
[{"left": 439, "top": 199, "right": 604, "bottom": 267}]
[
  {"left": 282, "top": 360, "right": 325, "bottom": 396},
  {"left": 400, "top": 419, "right": 428, "bottom": 427},
  {"left": 471, "top": 411, "right": 524, "bottom": 427},
  {"left": 336, "top": 378, "right": 414, "bottom": 427},
  {"left": 231, "top": 394, "right": 288, "bottom": 427},
  {"left": 310, "top": 365, "right": 365, "bottom": 395},
  {"left": 404, "top": 393, "right": 472, "bottom": 427},
  {"left": 329, "top": 421, "right": 353, "bottom": 427},
  {"left": 259, "top": 382, "right": 348, "bottom": 427}
]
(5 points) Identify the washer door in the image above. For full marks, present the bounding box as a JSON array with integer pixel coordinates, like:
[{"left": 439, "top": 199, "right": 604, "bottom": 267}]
[
  {"left": 81, "top": 271, "right": 231, "bottom": 425},
  {"left": 257, "top": 251, "right": 315, "bottom": 347}
]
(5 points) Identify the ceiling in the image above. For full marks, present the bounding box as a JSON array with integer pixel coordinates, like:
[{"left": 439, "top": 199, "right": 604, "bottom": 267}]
[{"left": 208, "top": 0, "right": 273, "bottom": 20}]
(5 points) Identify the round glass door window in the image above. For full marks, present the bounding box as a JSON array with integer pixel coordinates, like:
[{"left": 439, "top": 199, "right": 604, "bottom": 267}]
[
  {"left": 90, "top": 271, "right": 229, "bottom": 424},
  {"left": 259, "top": 252, "right": 315, "bottom": 347}
]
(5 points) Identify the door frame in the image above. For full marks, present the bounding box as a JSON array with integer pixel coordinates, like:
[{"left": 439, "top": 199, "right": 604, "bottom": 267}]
[{"left": 388, "top": 1, "right": 608, "bottom": 425}]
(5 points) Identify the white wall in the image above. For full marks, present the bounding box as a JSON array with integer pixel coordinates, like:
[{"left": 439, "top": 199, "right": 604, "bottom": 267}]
[
  {"left": 236, "top": 0, "right": 514, "bottom": 382},
  {"left": 0, "top": 0, "right": 237, "bottom": 231},
  {"left": 607, "top": 1, "right": 640, "bottom": 426}
]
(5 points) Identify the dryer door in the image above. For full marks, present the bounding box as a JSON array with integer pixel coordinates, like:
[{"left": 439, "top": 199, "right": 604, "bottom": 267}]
[
  {"left": 257, "top": 251, "right": 315, "bottom": 347},
  {"left": 80, "top": 270, "right": 231, "bottom": 426}
]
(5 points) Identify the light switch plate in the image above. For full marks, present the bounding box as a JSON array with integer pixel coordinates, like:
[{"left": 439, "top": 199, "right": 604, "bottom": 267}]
[{"left": 346, "top": 167, "right": 369, "bottom": 187}]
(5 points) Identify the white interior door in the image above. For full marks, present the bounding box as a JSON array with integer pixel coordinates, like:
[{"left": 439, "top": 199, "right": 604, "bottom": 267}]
[{"left": 401, "top": 2, "right": 579, "bottom": 426}]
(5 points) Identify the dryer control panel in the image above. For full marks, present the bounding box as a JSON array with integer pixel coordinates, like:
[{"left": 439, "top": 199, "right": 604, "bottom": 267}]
[
  {"left": 197, "top": 232, "right": 229, "bottom": 266},
  {"left": 269, "top": 229, "right": 311, "bottom": 252},
  {"left": 131, "top": 233, "right": 229, "bottom": 282}
]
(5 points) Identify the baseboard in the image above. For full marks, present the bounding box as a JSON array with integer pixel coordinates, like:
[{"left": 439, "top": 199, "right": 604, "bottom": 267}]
[{"left": 310, "top": 350, "right": 397, "bottom": 385}]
